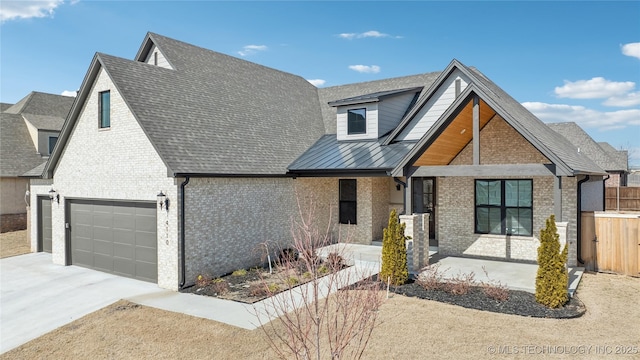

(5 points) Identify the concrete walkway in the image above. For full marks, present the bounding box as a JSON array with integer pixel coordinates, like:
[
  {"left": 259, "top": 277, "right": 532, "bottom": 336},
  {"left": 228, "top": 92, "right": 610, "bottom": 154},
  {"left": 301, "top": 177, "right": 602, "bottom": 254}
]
[{"left": 0, "top": 252, "right": 378, "bottom": 354}]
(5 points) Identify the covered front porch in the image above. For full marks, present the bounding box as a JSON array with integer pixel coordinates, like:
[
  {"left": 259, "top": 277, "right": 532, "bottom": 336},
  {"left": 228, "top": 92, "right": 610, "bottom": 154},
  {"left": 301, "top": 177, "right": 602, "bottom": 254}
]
[{"left": 318, "top": 243, "right": 584, "bottom": 296}]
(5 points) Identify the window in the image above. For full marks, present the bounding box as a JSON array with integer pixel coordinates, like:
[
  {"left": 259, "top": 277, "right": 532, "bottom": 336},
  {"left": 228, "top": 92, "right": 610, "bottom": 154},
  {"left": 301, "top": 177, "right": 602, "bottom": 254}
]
[
  {"left": 347, "top": 108, "right": 366, "bottom": 135},
  {"left": 48, "top": 136, "right": 58, "bottom": 155},
  {"left": 99, "top": 91, "right": 110, "bottom": 128},
  {"left": 339, "top": 179, "right": 357, "bottom": 224},
  {"left": 475, "top": 179, "right": 532, "bottom": 236}
]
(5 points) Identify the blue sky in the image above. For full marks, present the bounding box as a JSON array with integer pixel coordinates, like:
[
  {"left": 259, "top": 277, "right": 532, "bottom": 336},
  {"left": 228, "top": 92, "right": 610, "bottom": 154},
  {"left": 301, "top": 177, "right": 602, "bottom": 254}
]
[{"left": 1, "top": 1, "right": 639, "bottom": 165}]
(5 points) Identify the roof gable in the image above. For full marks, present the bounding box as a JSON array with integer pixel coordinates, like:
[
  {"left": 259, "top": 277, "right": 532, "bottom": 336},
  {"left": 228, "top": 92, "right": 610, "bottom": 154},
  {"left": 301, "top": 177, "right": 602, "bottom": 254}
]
[
  {"left": 47, "top": 33, "right": 326, "bottom": 177},
  {"left": 391, "top": 62, "right": 606, "bottom": 176}
]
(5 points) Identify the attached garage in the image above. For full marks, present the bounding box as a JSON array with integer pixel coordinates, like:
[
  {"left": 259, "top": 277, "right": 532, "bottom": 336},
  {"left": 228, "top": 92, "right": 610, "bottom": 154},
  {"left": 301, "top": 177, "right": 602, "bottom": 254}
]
[
  {"left": 68, "top": 200, "right": 157, "bottom": 282},
  {"left": 37, "top": 196, "right": 52, "bottom": 253}
]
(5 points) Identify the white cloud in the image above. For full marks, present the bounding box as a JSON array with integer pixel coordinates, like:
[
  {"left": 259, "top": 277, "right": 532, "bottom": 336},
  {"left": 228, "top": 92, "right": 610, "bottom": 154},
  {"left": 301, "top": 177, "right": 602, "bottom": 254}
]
[
  {"left": 61, "top": 90, "right": 76, "bottom": 97},
  {"left": 554, "top": 77, "right": 635, "bottom": 99},
  {"left": 307, "top": 79, "right": 326, "bottom": 87},
  {"left": 348, "top": 65, "right": 381, "bottom": 74},
  {"left": 0, "top": 0, "right": 64, "bottom": 22},
  {"left": 622, "top": 42, "right": 640, "bottom": 59},
  {"left": 338, "top": 30, "right": 401, "bottom": 40},
  {"left": 603, "top": 91, "right": 640, "bottom": 107},
  {"left": 522, "top": 101, "right": 640, "bottom": 130},
  {"left": 237, "top": 44, "right": 267, "bottom": 57}
]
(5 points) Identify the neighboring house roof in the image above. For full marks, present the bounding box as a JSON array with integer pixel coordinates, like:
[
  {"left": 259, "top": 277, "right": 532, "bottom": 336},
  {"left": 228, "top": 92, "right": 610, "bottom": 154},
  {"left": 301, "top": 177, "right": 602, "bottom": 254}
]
[
  {"left": 1, "top": 92, "right": 73, "bottom": 177},
  {"left": 288, "top": 135, "right": 416, "bottom": 175},
  {"left": 391, "top": 60, "right": 605, "bottom": 176},
  {"left": 49, "top": 33, "right": 326, "bottom": 177},
  {"left": 318, "top": 73, "right": 440, "bottom": 134},
  {"left": 4, "top": 92, "right": 74, "bottom": 119},
  {"left": 547, "top": 122, "right": 627, "bottom": 172},
  {"left": 0, "top": 112, "right": 46, "bottom": 177},
  {"left": 597, "top": 142, "right": 628, "bottom": 171},
  {"left": 1, "top": 103, "right": 14, "bottom": 112}
]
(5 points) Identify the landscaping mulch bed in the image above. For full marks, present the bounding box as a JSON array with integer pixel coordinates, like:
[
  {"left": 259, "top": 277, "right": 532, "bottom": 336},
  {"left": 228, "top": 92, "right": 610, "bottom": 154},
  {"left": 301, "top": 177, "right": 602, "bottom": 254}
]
[{"left": 389, "top": 280, "right": 586, "bottom": 319}]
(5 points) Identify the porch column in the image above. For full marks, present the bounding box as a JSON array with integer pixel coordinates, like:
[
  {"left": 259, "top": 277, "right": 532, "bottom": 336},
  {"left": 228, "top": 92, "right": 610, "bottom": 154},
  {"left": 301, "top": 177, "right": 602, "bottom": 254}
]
[
  {"left": 554, "top": 176, "right": 563, "bottom": 220},
  {"left": 473, "top": 94, "right": 480, "bottom": 165},
  {"left": 400, "top": 214, "right": 428, "bottom": 273},
  {"left": 405, "top": 175, "right": 413, "bottom": 215}
]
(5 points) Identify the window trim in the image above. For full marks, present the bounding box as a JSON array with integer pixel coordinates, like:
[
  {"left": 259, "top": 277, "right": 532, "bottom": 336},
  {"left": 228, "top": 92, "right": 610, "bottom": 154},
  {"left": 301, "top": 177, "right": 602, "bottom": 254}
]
[
  {"left": 339, "top": 179, "right": 357, "bottom": 225},
  {"left": 474, "top": 179, "right": 533, "bottom": 236},
  {"left": 99, "top": 90, "right": 110, "bottom": 129},
  {"left": 347, "top": 108, "right": 366, "bottom": 135}
]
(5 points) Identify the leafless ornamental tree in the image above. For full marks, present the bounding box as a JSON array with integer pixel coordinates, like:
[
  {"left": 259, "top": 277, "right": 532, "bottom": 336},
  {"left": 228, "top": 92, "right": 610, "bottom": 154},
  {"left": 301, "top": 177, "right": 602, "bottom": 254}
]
[{"left": 253, "top": 194, "right": 385, "bottom": 360}]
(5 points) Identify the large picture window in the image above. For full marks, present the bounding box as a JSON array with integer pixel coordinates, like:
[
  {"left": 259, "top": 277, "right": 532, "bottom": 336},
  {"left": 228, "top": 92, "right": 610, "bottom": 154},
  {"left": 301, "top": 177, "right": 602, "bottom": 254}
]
[
  {"left": 339, "top": 179, "right": 357, "bottom": 224},
  {"left": 99, "top": 91, "right": 110, "bottom": 128},
  {"left": 347, "top": 108, "right": 366, "bottom": 135},
  {"left": 475, "top": 179, "right": 532, "bottom": 236}
]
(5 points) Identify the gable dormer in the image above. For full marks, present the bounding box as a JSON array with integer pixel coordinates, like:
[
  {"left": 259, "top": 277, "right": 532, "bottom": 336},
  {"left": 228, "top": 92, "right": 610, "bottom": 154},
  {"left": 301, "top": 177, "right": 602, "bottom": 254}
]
[
  {"left": 134, "top": 33, "right": 174, "bottom": 70},
  {"left": 330, "top": 87, "right": 422, "bottom": 141}
]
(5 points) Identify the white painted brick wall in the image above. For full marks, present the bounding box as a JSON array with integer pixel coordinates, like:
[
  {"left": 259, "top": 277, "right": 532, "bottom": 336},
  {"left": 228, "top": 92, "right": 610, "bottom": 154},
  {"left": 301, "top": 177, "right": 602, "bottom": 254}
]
[{"left": 35, "top": 68, "right": 179, "bottom": 290}]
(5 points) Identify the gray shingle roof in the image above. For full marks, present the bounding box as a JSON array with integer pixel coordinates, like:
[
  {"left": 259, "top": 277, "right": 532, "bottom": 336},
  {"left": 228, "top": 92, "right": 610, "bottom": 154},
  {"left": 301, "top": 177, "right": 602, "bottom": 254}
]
[
  {"left": 22, "top": 114, "right": 65, "bottom": 131},
  {"left": 288, "top": 135, "right": 415, "bottom": 174},
  {"left": 547, "top": 122, "right": 626, "bottom": 172},
  {"left": 1, "top": 92, "right": 72, "bottom": 177},
  {"left": 597, "top": 142, "right": 628, "bottom": 171},
  {"left": 318, "top": 73, "right": 440, "bottom": 133},
  {"left": 1, "top": 103, "right": 14, "bottom": 112},
  {"left": 4, "top": 92, "right": 74, "bottom": 118},
  {"left": 461, "top": 64, "right": 605, "bottom": 175},
  {"left": 0, "top": 112, "right": 45, "bottom": 176},
  {"left": 21, "top": 161, "right": 47, "bottom": 177},
  {"left": 327, "top": 87, "right": 423, "bottom": 107},
  {"left": 93, "top": 33, "right": 326, "bottom": 175}
]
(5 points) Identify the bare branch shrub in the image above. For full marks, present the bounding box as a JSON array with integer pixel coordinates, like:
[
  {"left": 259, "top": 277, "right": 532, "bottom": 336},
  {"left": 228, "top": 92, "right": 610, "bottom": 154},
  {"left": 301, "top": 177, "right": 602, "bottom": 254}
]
[
  {"left": 210, "top": 278, "right": 230, "bottom": 295},
  {"left": 254, "top": 193, "right": 385, "bottom": 360},
  {"left": 480, "top": 266, "right": 509, "bottom": 301},
  {"left": 195, "top": 274, "right": 211, "bottom": 287},
  {"left": 415, "top": 263, "right": 447, "bottom": 291},
  {"left": 442, "top": 271, "right": 476, "bottom": 295}
]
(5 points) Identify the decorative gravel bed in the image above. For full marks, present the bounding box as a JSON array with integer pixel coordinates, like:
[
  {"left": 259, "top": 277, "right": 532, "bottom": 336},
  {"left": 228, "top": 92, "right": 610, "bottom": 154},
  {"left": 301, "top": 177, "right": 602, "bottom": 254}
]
[{"left": 389, "top": 280, "right": 586, "bottom": 319}]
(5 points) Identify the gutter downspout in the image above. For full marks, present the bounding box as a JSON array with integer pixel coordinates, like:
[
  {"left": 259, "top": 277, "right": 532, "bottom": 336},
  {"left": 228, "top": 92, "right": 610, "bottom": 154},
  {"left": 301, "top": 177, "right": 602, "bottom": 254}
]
[
  {"left": 179, "top": 176, "right": 190, "bottom": 289},
  {"left": 602, "top": 174, "right": 610, "bottom": 211},
  {"left": 576, "top": 175, "right": 590, "bottom": 265},
  {"left": 393, "top": 177, "right": 407, "bottom": 214}
]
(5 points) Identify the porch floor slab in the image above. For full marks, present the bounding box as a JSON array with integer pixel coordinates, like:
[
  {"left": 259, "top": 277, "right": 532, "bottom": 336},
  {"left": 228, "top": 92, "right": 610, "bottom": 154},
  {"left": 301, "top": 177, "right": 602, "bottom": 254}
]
[{"left": 318, "top": 243, "right": 584, "bottom": 296}]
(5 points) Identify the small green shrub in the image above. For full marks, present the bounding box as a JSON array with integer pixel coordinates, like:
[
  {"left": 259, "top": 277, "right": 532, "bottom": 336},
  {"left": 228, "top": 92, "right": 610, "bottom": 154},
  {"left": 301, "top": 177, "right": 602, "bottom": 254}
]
[
  {"left": 232, "top": 269, "right": 248, "bottom": 277},
  {"left": 302, "top": 271, "right": 312, "bottom": 279},
  {"left": 268, "top": 283, "right": 281, "bottom": 293},
  {"left": 535, "top": 215, "right": 569, "bottom": 308},
  {"left": 380, "top": 209, "right": 409, "bottom": 286},
  {"left": 317, "top": 265, "right": 329, "bottom": 275},
  {"left": 286, "top": 276, "right": 299, "bottom": 286}
]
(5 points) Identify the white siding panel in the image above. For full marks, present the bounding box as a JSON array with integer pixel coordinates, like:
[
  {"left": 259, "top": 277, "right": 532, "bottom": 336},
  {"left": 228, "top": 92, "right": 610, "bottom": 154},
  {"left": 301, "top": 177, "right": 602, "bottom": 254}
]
[
  {"left": 336, "top": 103, "right": 378, "bottom": 140},
  {"left": 378, "top": 93, "right": 416, "bottom": 136},
  {"left": 397, "top": 71, "right": 470, "bottom": 141},
  {"left": 144, "top": 44, "right": 173, "bottom": 69}
]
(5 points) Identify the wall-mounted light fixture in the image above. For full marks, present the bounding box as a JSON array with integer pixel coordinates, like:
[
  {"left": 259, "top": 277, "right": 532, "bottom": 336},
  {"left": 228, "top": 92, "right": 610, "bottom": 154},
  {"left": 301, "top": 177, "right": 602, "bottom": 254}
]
[
  {"left": 48, "top": 188, "right": 59, "bottom": 204},
  {"left": 157, "top": 191, "right": 169, "bottom": 211}
]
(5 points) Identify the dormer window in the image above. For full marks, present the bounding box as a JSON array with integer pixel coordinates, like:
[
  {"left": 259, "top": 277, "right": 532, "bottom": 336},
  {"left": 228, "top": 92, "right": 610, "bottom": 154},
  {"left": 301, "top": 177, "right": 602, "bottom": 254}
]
[
  {"left": 347, "top": 108, "right": 366, "bottom": 135},
  {"left": 48, "top": 136, "right": 58, "bottom": 155}
]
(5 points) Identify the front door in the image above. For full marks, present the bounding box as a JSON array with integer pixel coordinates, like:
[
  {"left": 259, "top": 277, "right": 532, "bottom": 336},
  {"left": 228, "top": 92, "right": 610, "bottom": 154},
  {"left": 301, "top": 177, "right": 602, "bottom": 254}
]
[{"left": 412, "top": 177, "right": 436, "bottom": 241}]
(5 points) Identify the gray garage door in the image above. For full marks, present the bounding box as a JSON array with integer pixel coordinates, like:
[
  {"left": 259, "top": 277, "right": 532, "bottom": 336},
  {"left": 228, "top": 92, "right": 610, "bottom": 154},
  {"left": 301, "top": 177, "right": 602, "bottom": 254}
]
[
  {"left": 69, "top": 200, "right": 157, "bottom": 282},
  {"left": 38, "top": 196, "right": 52, "bottom": 253}
]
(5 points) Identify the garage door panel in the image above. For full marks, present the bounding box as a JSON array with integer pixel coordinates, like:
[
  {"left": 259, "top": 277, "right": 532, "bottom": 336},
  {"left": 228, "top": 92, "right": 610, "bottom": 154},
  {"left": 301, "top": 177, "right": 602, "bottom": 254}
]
[
  {"left": 113, "top": 214, "right": 136, "bottom": 231},
  {"left": 113, "top": 228, "right": 135, "bottom": 245},
  {"left": 113, "top": 243, "right": 134, "bottom": 260},
  {"left": 136, "top": 246, "right": 157, "bottom": 263},
  {"left": 93, "top": 239, "right": 113, "bottom": 257},
  {"left": 70, "top": 200, "right": 157, "bottom": 283},
  {"left": 136, "top": 231, "right": 156, "bottom": 248}
]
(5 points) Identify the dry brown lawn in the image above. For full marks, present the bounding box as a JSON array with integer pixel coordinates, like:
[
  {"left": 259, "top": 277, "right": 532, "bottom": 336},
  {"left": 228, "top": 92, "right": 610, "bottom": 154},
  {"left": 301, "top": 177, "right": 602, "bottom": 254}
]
[
  {"left": 2, "top": 272, "right": 638, "bottom": 359},
  {"left": 0, "top": 230, "right": 30, "bottom": 259}
]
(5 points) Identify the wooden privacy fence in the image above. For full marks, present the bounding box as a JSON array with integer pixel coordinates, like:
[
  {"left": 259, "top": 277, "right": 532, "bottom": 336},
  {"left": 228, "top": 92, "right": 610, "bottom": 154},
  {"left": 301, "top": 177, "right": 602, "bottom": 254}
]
[
  {"left": 580, "top": 212, "right": 640, "bottom": 276},
  {"left": 606, "top": 187, "right": 640, "bottom": 211}
]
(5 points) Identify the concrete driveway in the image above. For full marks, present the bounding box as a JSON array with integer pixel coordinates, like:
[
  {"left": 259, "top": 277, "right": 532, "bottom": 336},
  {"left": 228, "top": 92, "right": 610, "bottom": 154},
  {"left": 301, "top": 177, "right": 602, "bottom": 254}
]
[{"left": 0, "top": 253, "right": 170, "bottom": 354}]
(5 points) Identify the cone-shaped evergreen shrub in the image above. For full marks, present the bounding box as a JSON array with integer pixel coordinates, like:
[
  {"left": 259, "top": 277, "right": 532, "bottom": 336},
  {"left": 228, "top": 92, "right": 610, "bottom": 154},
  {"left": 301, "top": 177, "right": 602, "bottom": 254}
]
[
  {"left": 380, "top": 209, "right": 408, "bottom": 286},
  {"left": 535, "top": 215, "right": 569, "bottom": 308}
]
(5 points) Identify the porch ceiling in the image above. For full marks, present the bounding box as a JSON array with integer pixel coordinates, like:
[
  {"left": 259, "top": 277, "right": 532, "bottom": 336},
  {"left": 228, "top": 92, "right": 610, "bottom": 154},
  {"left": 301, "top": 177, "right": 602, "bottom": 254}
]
[{"left": 414, "top": 98, "right": 496, "bottom": 166}]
